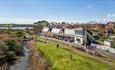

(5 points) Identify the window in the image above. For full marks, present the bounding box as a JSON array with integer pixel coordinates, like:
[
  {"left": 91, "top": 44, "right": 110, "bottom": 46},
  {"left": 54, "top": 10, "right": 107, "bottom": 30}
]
[{"left": 76, "top": 38, "right": 81, "bottom": 43}]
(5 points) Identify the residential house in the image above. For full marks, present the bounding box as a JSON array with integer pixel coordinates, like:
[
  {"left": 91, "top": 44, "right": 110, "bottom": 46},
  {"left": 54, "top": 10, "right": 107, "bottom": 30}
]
[
  {"left": 105, "top": 22, "right": 115, "bottom": 29},
  {"left": 74, "top": 28, "right": 84, "bottom": 44}
]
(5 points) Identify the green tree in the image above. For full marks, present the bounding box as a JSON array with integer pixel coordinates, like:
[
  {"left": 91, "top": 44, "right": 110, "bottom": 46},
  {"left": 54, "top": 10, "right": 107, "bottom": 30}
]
[{"left": 33, "top": 20, "right": 49, "bottom": 34}]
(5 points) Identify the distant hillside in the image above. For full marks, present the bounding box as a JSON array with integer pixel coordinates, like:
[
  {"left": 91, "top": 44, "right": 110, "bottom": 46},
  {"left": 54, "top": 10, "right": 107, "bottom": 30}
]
[{"left": 0, "top": 24, "right": 33, "bottom": 27}]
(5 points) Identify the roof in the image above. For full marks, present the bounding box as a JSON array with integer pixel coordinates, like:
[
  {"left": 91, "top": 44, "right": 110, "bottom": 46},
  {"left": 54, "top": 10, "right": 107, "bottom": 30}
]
[
  {"left": 107, "top": 22, "right": 115, "bottom": 25},
  {"left": 74, "top": 27, "right": 83, "bottom": 31},
  {"left": 42, "top": 27, "right": 49, "bottom": 32},
  {"left": 64, "top": 29, "right": 75, "bottom": 35},
  {"left": 51, "top": 28, "right": 60, "bottom": 34}
]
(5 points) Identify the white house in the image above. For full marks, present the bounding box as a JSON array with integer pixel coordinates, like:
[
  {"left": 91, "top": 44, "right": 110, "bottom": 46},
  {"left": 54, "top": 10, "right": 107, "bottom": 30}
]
[
  {"left": 42, "top": 27, "right": 49, "bottom": 32},
  {"left": 64, "top": 28, "right": 84, "bottom": 44},
  {"left": 41, "top": 27, "right": 84, "bottom": 44},
  {"left": 74, "top": 28, "right": 84, "bottom": 44},
  {"left": 51, "top": 28, "right": 60, "bottom": 34},
  {"left": 64, "top": 29, "right": 75, "bottom": 42}
]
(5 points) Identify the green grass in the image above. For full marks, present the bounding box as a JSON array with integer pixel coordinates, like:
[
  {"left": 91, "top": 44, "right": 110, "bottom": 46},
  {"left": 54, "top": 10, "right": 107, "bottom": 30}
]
[{"left": 36, "top": 37, "right": 115, "bottom": 70}]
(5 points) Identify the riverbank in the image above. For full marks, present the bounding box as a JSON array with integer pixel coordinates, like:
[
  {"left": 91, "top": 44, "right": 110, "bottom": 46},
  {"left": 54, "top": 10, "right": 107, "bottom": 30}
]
[
  {"left": 9, "top": 46, "right": 28, "bottom": 70},
  {"left": 28, "top": 40, "right": 48, "bottom": 70},
  {"left": 36, "top": 37, "right": 115, "bottom": 70}
]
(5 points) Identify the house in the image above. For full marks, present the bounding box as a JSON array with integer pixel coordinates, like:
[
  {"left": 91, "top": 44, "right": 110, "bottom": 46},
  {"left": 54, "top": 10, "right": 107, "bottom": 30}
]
[
  {"left": 105, "top": 22, "right": 115, "bottom": 29},
  {"left": 90, "top": 23, "right": 105, "bottom": 31},
  {"left": 74, "top": 28, "right": 84, "bottom": 44},
  {"left": 41, "top": 27, "right": 85, "bottom": 44},
  {"left": 41, "top": 27, "right": 49, "bottom": 36},
  {"left": 64, "top": 28, "right": 75, "bottom": 42}
]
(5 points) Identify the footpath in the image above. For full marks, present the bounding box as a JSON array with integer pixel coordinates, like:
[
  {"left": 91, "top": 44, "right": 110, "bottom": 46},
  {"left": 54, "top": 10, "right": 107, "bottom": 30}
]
[{"left": 28, "top": 40, "right": 48, "bottom": 70}]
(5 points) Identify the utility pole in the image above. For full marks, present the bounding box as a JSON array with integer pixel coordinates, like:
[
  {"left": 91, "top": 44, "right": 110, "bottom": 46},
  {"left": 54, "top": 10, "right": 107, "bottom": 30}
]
[
  {"left": 5, "top": 24, "right": 11, "bottom": 40},
  {"left": 8, "top": 24, "right": 10, "bottom": 39}
]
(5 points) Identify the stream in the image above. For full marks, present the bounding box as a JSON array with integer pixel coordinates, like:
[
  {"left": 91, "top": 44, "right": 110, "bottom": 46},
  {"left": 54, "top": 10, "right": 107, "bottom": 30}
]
[{"left": 9, "top": 45, "right": 29, "bottom": 70}]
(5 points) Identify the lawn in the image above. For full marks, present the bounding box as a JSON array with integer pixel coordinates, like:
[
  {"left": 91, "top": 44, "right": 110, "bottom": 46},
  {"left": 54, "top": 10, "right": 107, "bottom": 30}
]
[{"left": 36, "top": 37, "right": 115, "bottom": 70}]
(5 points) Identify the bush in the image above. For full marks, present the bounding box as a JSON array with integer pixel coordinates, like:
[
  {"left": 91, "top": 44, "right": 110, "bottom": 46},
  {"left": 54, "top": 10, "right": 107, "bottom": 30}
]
[
  {"left": 6, "top": 51, "right": 16, "bottom": 64},
  {"left": 111, "top": 38, "right": 115, "bottom": 48},
  {"left": 98, "top": 32, "right": 103, "bottom": 37},
  {"left": 5, "top": 39, "right": 23, "bottom": 56},
  {"left": 16, "top": 31, "right": 24, "bottom": 37},
  {"left": 0, "top": 41, "right": 8, "bottom": 55},
  {"left": 0, "top": 37, "right": 24, "bottom": 65},
  {"left": 0, "top": 41, "right": 16, "bottom": 64}
]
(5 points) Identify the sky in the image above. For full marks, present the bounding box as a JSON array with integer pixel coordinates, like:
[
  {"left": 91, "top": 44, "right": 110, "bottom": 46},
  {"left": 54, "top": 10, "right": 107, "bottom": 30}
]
[{"left": 0, "top": 0, "right": 115, "bottom": 24}]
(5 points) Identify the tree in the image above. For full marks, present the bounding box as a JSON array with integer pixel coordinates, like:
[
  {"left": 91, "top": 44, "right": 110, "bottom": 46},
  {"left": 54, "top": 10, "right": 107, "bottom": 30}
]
[{"left": 33, "top": 20, "right": 49, "bottom": 34}]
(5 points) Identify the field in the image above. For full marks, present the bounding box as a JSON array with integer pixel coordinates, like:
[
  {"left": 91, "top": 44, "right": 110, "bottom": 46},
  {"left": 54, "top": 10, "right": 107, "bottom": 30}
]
[{"left": 36, "top": 37, "right": 115, "bottom": 70}]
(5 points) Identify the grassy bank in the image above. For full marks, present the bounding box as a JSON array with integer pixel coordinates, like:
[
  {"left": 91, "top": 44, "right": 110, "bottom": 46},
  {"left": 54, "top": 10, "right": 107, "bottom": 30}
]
[{"left": 36, "top": 37, "right": 115, "bottom": 70}]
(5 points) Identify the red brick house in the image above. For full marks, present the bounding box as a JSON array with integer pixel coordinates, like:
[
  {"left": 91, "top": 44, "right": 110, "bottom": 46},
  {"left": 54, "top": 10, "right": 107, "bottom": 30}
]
[{"left": 105, "top": 22, "right": 115, "bottom": 29}]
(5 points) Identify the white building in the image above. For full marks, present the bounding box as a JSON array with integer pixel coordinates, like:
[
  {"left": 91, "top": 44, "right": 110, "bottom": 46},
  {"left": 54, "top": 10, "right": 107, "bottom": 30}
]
[
  {"left": 64, "top": 28, "right": 84, "bottom": 44},
  {"left": 42, "top": 27, "right": 84, "bottom": 44},
  {"left": 74, "top": 28, "right": 84, "bottom": 44},
  {"left": 42, "top": 27, "right": 49, "bottom": 32}
]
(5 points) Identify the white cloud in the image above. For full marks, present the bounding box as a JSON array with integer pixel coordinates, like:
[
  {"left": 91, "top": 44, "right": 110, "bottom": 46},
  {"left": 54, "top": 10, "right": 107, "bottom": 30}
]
[
  {"left": 102, "top": 13, "right": 115, "bottom": 22},
  {"left": 112, "top": 13, "right": 115, "bottom": 17},
  {"left": 107, "top": 13, "right": 115, "bottom": 18}
]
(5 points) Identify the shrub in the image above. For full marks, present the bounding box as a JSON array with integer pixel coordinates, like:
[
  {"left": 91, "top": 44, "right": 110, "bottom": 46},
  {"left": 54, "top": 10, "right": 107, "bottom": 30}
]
[
  {"left": 5, "top": 39, "right": 23, "bottom": 56},
  {"left": 6, "top": 51, "right": 16, "bottom": 64},
  {"left": 0, "top": 41, "right": 16, "bottom": 64},
  {"left": 16, "top": 31, "right": 24, "bottom": 37},
  {"left": 111, "top": 38, "right": 115, "bottom": 48}
]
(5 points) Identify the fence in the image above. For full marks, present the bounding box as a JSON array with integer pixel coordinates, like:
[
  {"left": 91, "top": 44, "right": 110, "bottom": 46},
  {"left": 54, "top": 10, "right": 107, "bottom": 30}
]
[{"left": 96, "top": 45, "right": 115, "bottom": 54}]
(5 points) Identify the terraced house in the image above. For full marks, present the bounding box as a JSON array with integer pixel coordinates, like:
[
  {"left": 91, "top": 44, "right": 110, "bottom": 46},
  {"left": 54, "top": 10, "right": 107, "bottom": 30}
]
[{"left": 41, "top": 27, "right": 95, "bottom": 45}]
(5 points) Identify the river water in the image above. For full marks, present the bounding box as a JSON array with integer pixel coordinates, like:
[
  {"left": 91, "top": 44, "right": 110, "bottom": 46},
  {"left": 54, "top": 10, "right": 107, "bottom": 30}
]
[{"left": 9, "top": 46, "right": 29, "bottom": 70}]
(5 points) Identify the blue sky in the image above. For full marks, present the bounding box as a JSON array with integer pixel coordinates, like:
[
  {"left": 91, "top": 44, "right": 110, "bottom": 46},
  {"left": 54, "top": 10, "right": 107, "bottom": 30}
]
[{"left": 0, "top": 0, "right": 115, "bottom": 24}]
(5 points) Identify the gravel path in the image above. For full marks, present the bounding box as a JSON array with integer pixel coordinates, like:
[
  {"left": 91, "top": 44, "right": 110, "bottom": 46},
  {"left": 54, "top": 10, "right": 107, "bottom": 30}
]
[{"left": 28, "top": 40, "right": 48, "bottom": 70}]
